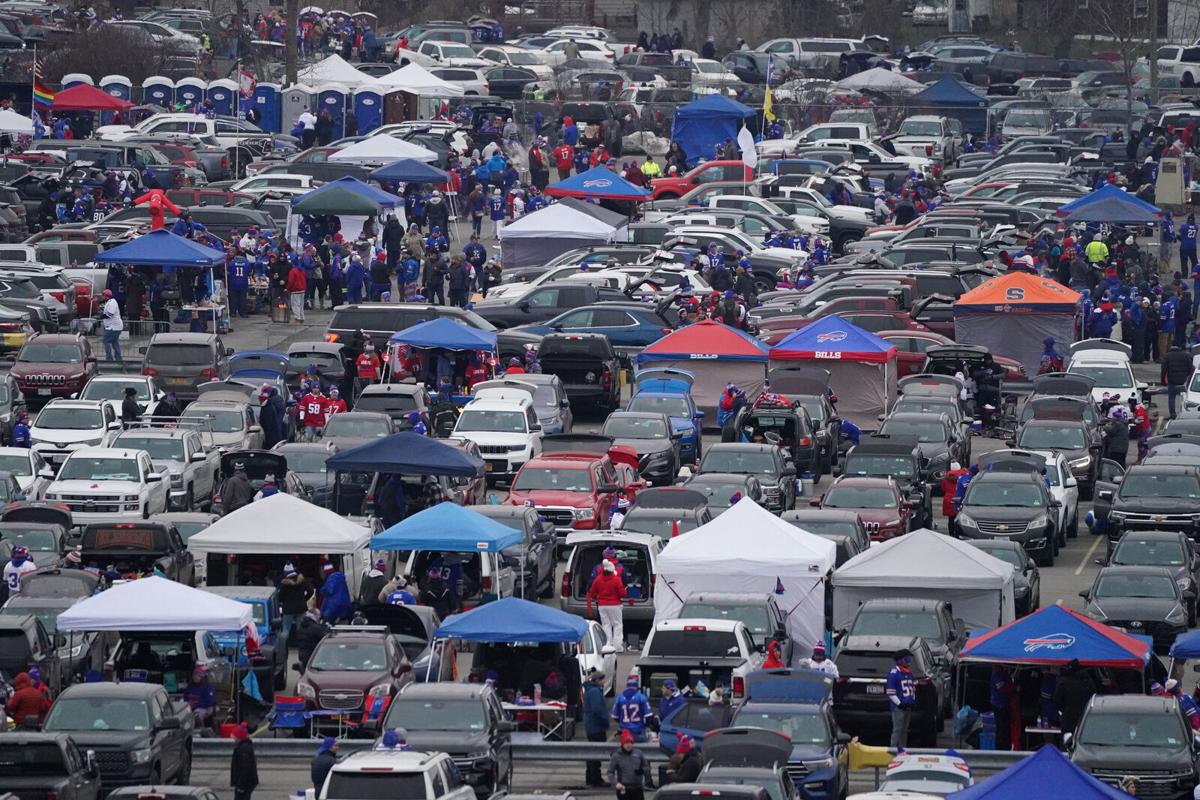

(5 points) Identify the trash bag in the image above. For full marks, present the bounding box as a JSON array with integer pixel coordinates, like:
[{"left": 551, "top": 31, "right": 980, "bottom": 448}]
[{"left": 953, "top": 703, "right": 980, "bottom": 740}]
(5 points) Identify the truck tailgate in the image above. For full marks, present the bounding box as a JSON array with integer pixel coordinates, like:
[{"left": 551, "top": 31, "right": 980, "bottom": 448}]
[{"left": 539, "top": 355, "right": 611, "bottom": 388}]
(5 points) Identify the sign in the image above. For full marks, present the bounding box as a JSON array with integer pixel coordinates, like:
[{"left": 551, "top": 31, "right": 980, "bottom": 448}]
[
  {"left": 815, "top": 330, "right": 848, "bottom": 343},
  {"left": 1023, "top": 633, "right": 1076, "bottom": 653},
  {"left": 688, "top": 354, "right": 719, "bottom": 360},
  {"left": 582, "top": 179, "right": 613, "bottom": 188}
]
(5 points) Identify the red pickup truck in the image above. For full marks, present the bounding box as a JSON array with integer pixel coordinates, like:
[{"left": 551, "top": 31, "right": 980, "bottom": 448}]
[{"left": 649, "top": 160, "right": 756, "bottom": 200}]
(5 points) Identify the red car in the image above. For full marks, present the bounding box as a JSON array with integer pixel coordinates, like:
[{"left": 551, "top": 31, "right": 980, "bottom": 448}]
[
  {"left": 11, "top": 333, "right": 98, "bottom": 402},
  {"left": 507, "top": 451, "right": 623, "bottom": 542},
  {"left": 649, "top": 160, "right": 756, "bottom": 200},
  {"left": 812, "top": 476, "right": 912, "bottom": 541},
  {"left": 876, "top": 330, "right": 1027, "bottom": 380}
]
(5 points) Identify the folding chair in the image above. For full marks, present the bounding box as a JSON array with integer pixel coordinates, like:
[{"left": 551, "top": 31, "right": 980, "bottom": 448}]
[{"left": 266, "top": 695, "right": 307, "bottom": 738}]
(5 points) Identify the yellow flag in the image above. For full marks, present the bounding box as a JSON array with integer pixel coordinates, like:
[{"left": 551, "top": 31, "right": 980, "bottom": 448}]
[{"left": 763, "top": 85, "right": 775, "bottom": 122}]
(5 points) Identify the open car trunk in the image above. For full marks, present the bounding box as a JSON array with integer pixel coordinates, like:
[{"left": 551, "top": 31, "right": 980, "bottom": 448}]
[{"left": 570, "top": 540, "right": 653, "bottom": 607}]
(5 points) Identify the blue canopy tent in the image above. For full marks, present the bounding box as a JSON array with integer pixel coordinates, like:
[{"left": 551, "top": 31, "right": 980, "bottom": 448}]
[
  {"left": 948, "top": 745, "right": 1128, "bottom": 800},
  {"left": 369, "top": 158, "right": 449, "bottom": 184},
  {"left": 326, "top": 432, "right": 484, "bottom": 477},
  {"left": 388, "top": 317, "right": 497, "bottom": 351},
  {"left": 960, "top": 605, "right": 1150, "bottom": 669},
  {"left": 95, "top": 228, "right": 224, "bottom": 271},
  {"left": 910, "top": 77, "right": 989, "bottom": 135},
  {"left": 544, "top": 166, "right": 650, "bottom": 201},
  {"left": 671, "top": 94, "right": 754, "bottom": 166},
  {"left": 435, "top": 596, "right": 588, "bottom": 642},
  {"left": 1055, "top": 184, "right": 1162, "bottom": 225},
  {"left": 1170, "top": 629, "right": 1200, "bottom": 659},
  {"left": 372, "top": 502, "right": 522, "bottom": 552}
]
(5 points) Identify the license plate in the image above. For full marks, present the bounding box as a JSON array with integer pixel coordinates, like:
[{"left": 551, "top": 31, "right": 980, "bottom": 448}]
[
  {"left": 36, "top": 388, "right": 50, "bottom": 396},
  {"left": 169, "top": 377, "right": 189, "bottom": 385},
  {"left": 865, "top": 684, "right": 885, "bottom": 695}
]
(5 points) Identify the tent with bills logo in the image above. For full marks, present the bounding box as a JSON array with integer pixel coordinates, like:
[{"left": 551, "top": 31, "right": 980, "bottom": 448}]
[
  {"left": 768, "top": 315, "right": 898, "bottom": 429},
  {"left": 959, "top": 604, "right": 1150, "bottom": 668},
  {"left": 954, "top": 273, "right": 1080, "bottom": 375}
]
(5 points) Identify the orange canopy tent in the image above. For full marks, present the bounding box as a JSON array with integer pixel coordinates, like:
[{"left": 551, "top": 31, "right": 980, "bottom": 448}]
[
  {"left": 52, "top": 83, "right": 134, "bottom": 112},
  {"left": 953, "top": 272, "right": 1080, "bottom": 374}
]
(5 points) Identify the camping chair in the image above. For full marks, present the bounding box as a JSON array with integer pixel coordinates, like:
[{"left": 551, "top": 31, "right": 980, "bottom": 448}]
[
  {"left": 266, "top": 695, "right": 307, "bottom": 737},
  {"left": 347, "top": 694, "right": 391, "bottom": 735}
]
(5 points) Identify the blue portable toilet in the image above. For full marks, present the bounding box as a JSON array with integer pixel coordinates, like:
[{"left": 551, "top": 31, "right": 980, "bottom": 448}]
[
  {"left": 207, "top": 79, "right": 237, "bottom": 117},
  {"left": 175, "top": 77, "right": 206, "bottom": 111},
  {"left": 316, "top": 84, "right": 347, "bottom": 140},
  {"left": 281, "top": 84, "right": 315, "bottom": 135},
  {"left": 141, "top": 76, "right": 174, "bottom": 109},
  {"left": 98, "top": 75, "right": 132, "bottom": 125},
  {"left": 61, "top": 73, "right": 92, "bottom": 90},
  {"left": 353, "top": 87, "right": 383, "bottom": 136},
  {"left": 251, "top": 82, "right": 281, "bottom": 132}
]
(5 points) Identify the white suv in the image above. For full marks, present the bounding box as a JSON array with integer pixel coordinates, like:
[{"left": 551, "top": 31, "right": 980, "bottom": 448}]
[
  {"left": 44, "top": 447, "right": 169, "bottom": 523},
  {"left": 451, "top": 395, "right": 543, "bottom": 483},
  {"left": 30, "top": 399, "right": 121, "bottom": 469},
  {"left": 318, "top": 750, "right": 476, "bottom": 800}
]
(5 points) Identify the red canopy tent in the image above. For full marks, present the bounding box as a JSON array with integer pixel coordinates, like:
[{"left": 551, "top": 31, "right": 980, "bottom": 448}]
[{"left": 52, "top": 83, "right": 133, "bottom": 112}]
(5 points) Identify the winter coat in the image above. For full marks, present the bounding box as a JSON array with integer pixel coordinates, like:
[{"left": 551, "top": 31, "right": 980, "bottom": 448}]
[
  {"left": 607, "top": 748, "right": 651, "bottom": 787},
  {"left": 426, "top": 197, "right": 450, "bottom": 231},
  {"left": 220, "top": 473, "right": 253, "bottom": 515},
  {"left": 279, "top": 573, "right": 311, "bottom": 615},
  {"left": 320, "top": 570, "right": 352, "bottom": 622},
  {"left": 230, "top": 739, "right": 258, "bottom": 791}
]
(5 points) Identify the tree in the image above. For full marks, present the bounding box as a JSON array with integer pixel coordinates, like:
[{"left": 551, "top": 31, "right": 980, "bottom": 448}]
[
  {"left": 1089, "top": 0, "right": 1151, "bottom": 118},
  {"left": 43, "top": 28, "right": 171, "bottom": 85}
]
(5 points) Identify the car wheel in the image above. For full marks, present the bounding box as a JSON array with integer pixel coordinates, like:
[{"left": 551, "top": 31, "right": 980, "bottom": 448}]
[
  {"left": 1038, "top": 546, "right": 1054, "bottom": 568},
  {"left": 752, "top": 274, "right": 776, "bottom": 295},
  {"left": 1057, "top": 521, "right": 1066, "bottom": 548},
  {"left": 1190, "top": 602, "right": 1197, "bottom": 629},
  {"left": 1067, "top": 511, "right": 1078, "bottom": 539},
  {"left": 178, "top": 747, "right": 192, "bottom": 783},
  {"left": 142, "top": 503, "right": 150, "bottom": 520}
]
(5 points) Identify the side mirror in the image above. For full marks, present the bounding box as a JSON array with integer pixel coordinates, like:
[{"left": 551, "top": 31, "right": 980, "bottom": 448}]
[
  {"left": 1004, "top": 439, "right": 1016, "bottom": 447},
  {"left": 69, "top": 392, "right": 79, "bottom": 399},
  {"left": 138, "top": 346, "right": 148, "bottom": 355},
  {"left": 37, "top": 467, "right": 53, "bottom": 479},
  {"left": 1078, "top": 590, "right": 1089, "bottom": 600},
  {"left": 696, "top": 410, "right": 705, "bottom": 418},
  {"left": 86, "top": 750, "right": 99, "bottom": 777},
  {"left": 225, "top": 347, "right": 235, "bottom": 356},
  {"left": 249, "top": 425, "right": 262, "bottom": 433},
  {"left": 107, "top": 421, "right": 121, "bottom": 430},
  {"left": 601, "top": 644, "right": 617, "bottom": 655},
  {"left": 1064, "top": 476, "right": 1078, "bottom": 488},
  {"left": 530, "top": 424, "right": 542, "bottom": 433},
  {"left": 147, "top": 472, "right": 163, "bottom": 482},
  {"left": 291, "top": 663, "right": 303, "bottom": 672},
  {"left": 1062, "top": 732, "right": 1073, "bottom": 748},
  {"left": 836, "top": 731, "right": 852, "bottom": 745},
  {"left": 518, "top": 301, "right": 531, "bottom": 312},
  {"left": 560, "top": 398, "right": 570, "bottom": 408},
  {"left": 1098, "top": 489, "right": 1113, "bottom": 500},
  {"left": 190, "top": 451, "right": 207, "bottom": 462},
  {"left": 809, "top": 497, "right": 822, "bottom": 507},
  {"left": 156, "top": 716, "right": 181, "bottom": 730},
  {"left": 497, "top": 719, "right": 516, "bottom": 733},
  {"left": 598, "top": 483, "right": 619, "bottom": 494}
]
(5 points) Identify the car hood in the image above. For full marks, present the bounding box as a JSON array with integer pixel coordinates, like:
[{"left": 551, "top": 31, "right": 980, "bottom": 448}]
[
  {"left": 12, "top": 364, "right": 84, "bottom": 377},
  {"left": 31, "top": 430, "right": 104, "bottom": 447},
  {"left": 960, "top": 505, "right": 1044, "bottom": 523},
  {"left": 151, "top": 459, "right": 185, "bottom": 475},
  {"left": 914, "top": 442, "right": 948, "bottom": 460},
  {"left": 1087, "top": 597, "right": 1183, "bottom": 620},
  {"left": 507, "top": 488, "right": 593, "bottom": 507},
  {"left": 610, "top": 437, "right": 674, "bottom": 457},
  {"left": 303, "top": 668, "right": 390, "bottom": 691},
  {"left": 45, "top": 729, "right": 151, "bottom": 748},
  {"left": 402, "top": 729, "right": 490, "bottom": 755},
  {"left": 1112, "top": 497, "right": 1194, "bottom": 513},
  {"left": 50, "top": 478, "right": 143, "bottom": 493},
  {"left": 846, "top": 508, "right": 902, "bottom": 526},
  {"left": 1072, "top": 743, "right": 1192, "bottom": 771}
]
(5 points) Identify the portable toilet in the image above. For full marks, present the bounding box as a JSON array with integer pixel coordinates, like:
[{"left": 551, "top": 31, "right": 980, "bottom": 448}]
[
  {"left": 250, "top": 82, "right": 281, "bottom": 132},
  {"left": 353, "top": 87, "right": 383, "bottom": 136},
  {"left": 98, "top": 75, "right": 132, "bottom": 125},
  {"left": 316, "top": 84, "right": 347, "bottom": 140},
  {"left": 141, "top": 76, "right": 174, "bottom": 109},
  {"left": 207, "top": 79, "right": 237, "bottom": 117},
  {"left": 281, "top": 84, "right": 315, "bottom": 135},
  {"left": 174, "top": 77, "right": 206, "bottom": 110},
  {"left": 61, "top": 73, "right": 92, "bottom": 89}
]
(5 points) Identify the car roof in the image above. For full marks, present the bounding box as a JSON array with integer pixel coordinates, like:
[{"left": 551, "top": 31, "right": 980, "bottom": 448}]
[
  {"left": 115, "top": 428, "right": 191, "bottom": 440},
  {"left": 1097, "top": 565, "right": 1178, "bottom": 578},
  {"left": 1126, "top": 464, "right": 1199, "bottom": 475},
  {"left": 829, "top": 476, "right": 895, "bottom": 488},
  {"left": 1089, "top": 694, "right": 1177, "bottom": 713},
  {"left": 838, "top": 634, "right": 922, "bottom": 652},
  {"left": 333, "top": 750, "right": 444, "bottom": 770},
  {"left": 859, "top": 597, "right": 944, "bottom": 611},
  {"left": 462, "top": 396, "right": 532, "bottom": 411},
  {"left": 64, "top": 447, "right": 145, "bottom": 459},
  {"left": 706, "top": 443, "right": 775, "bottom": 454},
  {"left": 203, "top": 586, "right": 276, "bottom": 600},
  {"left": 782, "top": 509, "right": 861, "bottom": 523},
  {"left": 972, "top": 470, "right": 1041, "bottom": 483},
  {"left": 148, "top": 332, "right": 219, "bottom": 344},
  {"left": 399, "top": 682, "right": 490, "bottom": 699},
  {"left": 60, "top": 681, "right": 163, "bottom": 698},
  {"left": 26, "top": 333, "right": 83, "bottom": 344}
]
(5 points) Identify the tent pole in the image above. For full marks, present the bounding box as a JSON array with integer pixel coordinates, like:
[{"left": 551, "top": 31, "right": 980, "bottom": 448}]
[
  {"left": 236, "top": 629, "right": 242, "bottom": 723},
  {"left": 426, "top": 638, "right": 438, "bottom": 682}
]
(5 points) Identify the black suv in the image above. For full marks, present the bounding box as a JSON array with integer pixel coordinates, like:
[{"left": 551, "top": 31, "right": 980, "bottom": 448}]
[
  {"left": 838, "top": 437, "right": 933, "bottom": 529},
  {"left": 1106, "top": 530, "right": 1200, "bottom": 626},
  {"left": 698, "top": 443, "right": 797, "bottom": 513},
  {"left": 954, "top": 471, "right": 1061, "bottom": 566},
  {"left": 0, "top": 613, "right": 62, "bottom": 694},
  {"left": 620, "top": 486, "right": 713, "bottom": 542},
  {"left": 1101, "top": 465, "right": 1200, "bottom": 546},
  {"left": 832, "top": 634, "right": 947, "bottom": 747},
  {"left": 843, "top": 599, "right": 966, "bottom": 685},
  {"left": 1069, "top": 694, "right": 1200, "bottom": 796},
  {"left": 878, "top": 411, "right": 970, "bottom": 487},
  {"left": 1080, "top": 566, "right": 1190, "bottom": 651}
]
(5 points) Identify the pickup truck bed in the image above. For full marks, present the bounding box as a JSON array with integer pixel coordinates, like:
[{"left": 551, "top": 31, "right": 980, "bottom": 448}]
[{"left": 539, "top": 334, "right": 620, "bottom": 410}]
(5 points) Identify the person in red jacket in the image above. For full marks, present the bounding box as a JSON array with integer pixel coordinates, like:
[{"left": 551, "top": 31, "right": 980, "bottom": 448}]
[
  {"left": 299, "top": 384, "right": 329, "bottom": 442},
  {"left": 941, "top": 461, "right": 968, "bottom": 520},
  {"left": 553, "top": 142, "right": 574, "bottom": 180},
  {"left": 354, "top": 341, "right": 382, "bottom": 396},
  {"left": 6, "top": 672, "right": 50, "bottom": 728},
  {"left": 586, "top": 559, "right": 628, "bottom": 653},
  {"left": 505, "top": 356, "right": 525, "bottom": 375},
  {"left": 324, "top": 387, "right": 348, "bottom": 423},
  {"left": 285, "top": 260, "right": 307, "bottom": 324}
]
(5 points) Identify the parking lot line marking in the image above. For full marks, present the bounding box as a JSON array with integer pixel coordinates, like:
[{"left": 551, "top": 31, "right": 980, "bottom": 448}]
[{"left": 1076, "top": 535, "right": 1103, "bottom": 576}]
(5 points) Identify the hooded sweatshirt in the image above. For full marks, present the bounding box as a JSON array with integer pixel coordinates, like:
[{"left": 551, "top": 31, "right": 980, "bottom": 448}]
[
  {"left": 586, "top": 570, "right": 627, "bottom": 611},
  {"left": 320, "top": 570, "right": 352, "bottom": 622},
  {"left": 279, "top": 572, "right": 311, "bottom": 615}
]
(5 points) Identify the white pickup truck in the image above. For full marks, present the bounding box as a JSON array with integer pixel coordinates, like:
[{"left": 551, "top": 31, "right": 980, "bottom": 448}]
[
  {"left": 111, "top": 427, "right": 221, "bottom": 511},
  {"left": 43, "top": 447, "right": 169, "bottom": 524},
  {"left": 633, "top": 618, "right": 765, "bottom": 703}
]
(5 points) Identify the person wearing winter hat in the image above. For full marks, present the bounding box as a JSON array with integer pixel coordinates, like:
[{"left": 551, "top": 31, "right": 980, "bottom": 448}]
[
  {"left": 799, "top": 642, "right": 839, "bottom": 677},
  {"left": 320, "top": 561, "right": 352, "bottom": 625},
  {"left": 584, "top": 670, "right": 610, "bottom": 786},
  {"left": 229, "top": 723, "right": 258, "bottom": 800},
  {"left": 358, "top": 558, "right": 389, "bottom": 607},
  {"left": 665, "top": 733, "right": 702, "bottom": 784},
  {"left": 607, "top": 727, "right": 652, "bottom": 799},
  {"left": 383, "top": 576, "right": 416, "bottom": 606},
  {"left": 611, "top": 675, "right": 653, "bottom": 741},
  {"left": 311, "top": 737, "right": 338, "bottom": 790},
  {"left": 588, "top": 559, "right": 627, "bottom": 652},
  {"left": 279, "top": 563, "right": 311, "bottom": 640},
  {"left": 62, "top": 546, "right": 83, "bottom": 569},
  {"left": 658, "top": 679, "right": 687, "bottom": 722}
]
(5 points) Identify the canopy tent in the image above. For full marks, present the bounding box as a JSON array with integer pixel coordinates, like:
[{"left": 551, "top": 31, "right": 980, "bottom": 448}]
[
  {"left": 372, "top": 502, "right": 523, "bottom": 553},
  {"left": 499, "top": 202, "right": 618, "bottom": 268},
  {"left": 953, "top": 272, "right": 1080, "bottom": 375},
  {"left": 556, "top": 197, "right": 629, "bottom": 227},
  {"left": 671, "top": 94, "right": 755, "bottom": 167},
  {"left": 296, "top": 54, "right": 368, "bottom": 85},
  {"left": 57, "top": 576, "right": 252, "bottom": 633},
  {"left": 185, "top": 493, "right": 371, "bottom": 555},
  {"left": 0, "top": 108, "right": 34, "bottom": 135},
  {"left": 911, "top": 77, "right": 989, "bottom": 135},
  {"left": 435, "top": 597, "right": 588, "bottom": 642},
  {"left": 769, "top": 315, "right": 898, "bottom": 428},
  {"left": 654, "top": 497, "right": 835, "bottom": 658},
  {"left": 326, "top": 432, "right": 485, "bottom": 477},
  {"left": 1170, "top": 629, "right": 1200, "bottom": 659},
  {"left": 947, "top": 745, "right": 1130, "bottom": 800},
  {"left": 959, "top": 605, "right": 1150, "bottom": 668},
  {"left": 53, "top": 83, "right": 133, "bottom": 112},
  {"left": 831, "top": 528, "right": 1016, "bottom": 631},
  {"left": 370, "top": 158, "right": 449, "bottom": 184},
  {"left": 329, "top": 133, "right": 438, "bottom": 165},
  {"left": 545, "top": 166, "right": 651, "bottom": 201},
  {"left": 636, "top": 319, "right": 770, "bottom": 425},
  {"left": 1056, "top": 184, "right": 1163, "bottom": 225},
  {"left": 292, "top": 175, "right": 404, "bottom": 215},
  {"left": 388, "top": 317, "right": 497, "bottom": 351},
  {"left": 835, "top": 67, "right": 924, "bottom": 95},
  {"left": 367, "top": 62, "right": 466, "bottom": 96},
  {"left": 94, "top": 229, "right": 224, "bottom": 270}
]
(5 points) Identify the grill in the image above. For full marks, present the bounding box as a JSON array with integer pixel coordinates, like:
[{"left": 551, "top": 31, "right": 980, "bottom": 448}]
[
  {"left": 478, "top": 445, "right": 510, "bottom": 455},
  {"left": 539, "top": 508, "right": 575, "bottom": 527},
  {"left": 1123, "top": 513, "right": 1192, "bottom": 525},
  {"left": 975, "top": 520, "right": 1029, "bottom": 535},
  {"left": 93, "top": 749, "right": 130, "bottom": 774},
  {"left": 21, "top": 373, "right": 66, "bottom": 386},
  {"left": 1091, "top": 770, "right": 1189, "bottom": 799},
  {"left": 785, "top": 763, "right": 811, "bottom": 784},
  {"left": 319, "top": 689, "right": 364, "bottom": 711},
  {"left": 863, "top": 521, "right": 881, "bottom": 535},
  {"left": 61, "top": 494, "right": 127, "bottom": 515}
]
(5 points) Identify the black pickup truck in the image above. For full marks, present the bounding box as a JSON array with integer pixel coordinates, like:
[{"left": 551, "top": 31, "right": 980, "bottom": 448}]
[
  {"left": 473, "top": 282, "right": 628, "bottom": 329},
  {"left": 537, "top": 333, "right": 621, "bottom": 411},
  {"left": 0, "top": 733, "right": 102, "bottom": 800},
  {"left": 78, "top": 522, "right": 195, "bottom": 586}
]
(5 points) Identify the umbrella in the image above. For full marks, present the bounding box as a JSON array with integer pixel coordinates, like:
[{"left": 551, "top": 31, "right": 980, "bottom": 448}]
[{"left": 0, "top": 109, "right": 34, "bottom": 136}]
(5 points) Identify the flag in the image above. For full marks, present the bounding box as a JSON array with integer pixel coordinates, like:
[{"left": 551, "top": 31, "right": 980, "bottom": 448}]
[
  {"left": 737, "top": 125, "right": 758, "bottom": 169},
  {"left": 238, "top": 68, "right": 256, "bottom": 99},
  {"left": 671, "top": 519, "right": 680, "bottom": 538},
  {"left": 774, "top": 576, "right": 785, "bottom": 595},
  {"left": 32, "top": 81, "right": 53, "bottom": 110},
  {"left": 763, "top": 54, "right": 776, "bottom": 122}
]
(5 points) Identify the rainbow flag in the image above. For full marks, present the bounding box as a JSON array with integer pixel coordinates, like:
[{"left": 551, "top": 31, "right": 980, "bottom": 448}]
[{"left": 32, "top": 81, "right": 53, "bottom": 109}]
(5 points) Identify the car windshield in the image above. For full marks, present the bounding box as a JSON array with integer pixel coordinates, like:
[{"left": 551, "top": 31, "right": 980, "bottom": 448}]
[
  {"left": 82, "top": 380, "right": 150, "bottom": 402},
  {"left": 456, "top": 409, "right": 528, "bottom": 434},
  {"left": 621, "top": 511, "right": 699, "bottom": 539},
  {"left": 3, "top": 528, "right": 58, "bottom": 551},
  {"left": 386, "top": 698, "right": 486, "bottom": 731},
  {"left": 1006, "top": 111, "right": 1051, "bottom": 126},
  {"left": 603, "top": 416, "right": 668, "bottom": 439},
  {"left": 964, "top": 482, "right": 1044, "bottom": 507},
  {"left": 58, "top": 457, "right": 139, "bottom": 481},
  {"left": 976, "top": 546, "right": 1022, "bottom": 568},
  {"left": 628, "top": 395, "right": 690, "bottom": 418},
  {"left": 791, "top": 518, "right": 857, "bottom": 536},
  {"left": 678, "top": 603, "right": 770, "bottom": 638},
  {"left": 1079, "top": 712, "right": 1188, "bottom": 748},
  {"left": 173, "top": 521, "right": 212, "bottom": 541},
  {"left": 701, "top": 451, "right": 777, "bottom": 475},
  {"left": 824, "top": 486, "right": 897, "bottom": 509},
  {"left": 307, "top": 641, "right": 389, "bottom": 671},
  {"left": 0, "top": 453, "right": 30, "bottom": 476},
  {"left": 1095, "top": 573, "right": 1177, "bottom": 598},
  {"left": 34, "top": 407, "right": 103, "bottom": 431},
  {"left": 734, "top": 711, "right": 830, "bottom": 744},
  {"left": 894, "top": 400, "right": 957, "bottom": 418},
  {"left": 898, "top": 120, "right": 944, "bottom": 136},
  {"left": 646, "top": 628, "right": 741, "bottom": 657},
  {"left": 1114, "top": 539, "right": 1187, "bottom": 567},
  {"left": 113, "top": 435, "right": 185, "bottom": 461},
  {"left": 842, "top": 455, "right": 915, "bottom": 479},
  {"left": 19, "top": 343, "right": 82, "bottom": 363},
  {"left": 1017, "top": 425, "right": 1085, "bottom": 449},
  {"left": 44, "top": 697, "right": 150, "bottom": 732},
  {"left": 879, "top": 420, "right": 947, "bottom": 443},
  {"left": 290, "top": 352, "right": 342, "bottom": 372},
  {"left": 181, "top": 408, "right": 244, "bottom": 433},
  {"left": 851, "top": 610, "right": 943, "bottom": 640},
  {"left": 1120, "top": 472, "right": 1200, "bottom": 499},
  {"left": 1068, "top": 364, "right": 1133, "bottom": 388},
  {"left": 688, "top": 480, "right": 750, "bottom": 507},
  {"left": 324, "top": 416, "right": 391, "bottom": 439},
  {"left": 283, "top": 451, "right": 329, "bottom": 474},
  {"left": 513, "top": 467, "right": 592, "bottom": 492}
]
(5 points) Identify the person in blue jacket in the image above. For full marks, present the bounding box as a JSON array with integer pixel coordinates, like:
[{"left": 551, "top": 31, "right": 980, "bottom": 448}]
[
  {"left": 657, "top": 679, "right": 687, "bottom": 723},
  {"left": 953, "top": 464, "right": 979, "bottom": 509},
  {"left": 345, "top": 255, "right": 364, "bottom": 304},
  {"left": 10, "top": 411, "right": 30, "bottom": 447},
  {"left": 611, "top": 676, "right": 653, "bottom": 741},
  {"left": 488, "top": 188, "right": 506, "bottom": 240},
  {"left": 583, "top": 671, "right": 610, "bottom": 786},
  {"left": 886, "top": 648, "right": 917, "bottom": 748},
  {"left": 319, "top": 563, "right": 352, "bottom": 624},
  {"left": 228, "top": 251, "right": 250, "bottom": 318},
  {"left": 425, "top": 225, "right": 449, "bottom": 254},
  {"left": 1181, "top": 213, "right": 1198, "bottom": 273}
]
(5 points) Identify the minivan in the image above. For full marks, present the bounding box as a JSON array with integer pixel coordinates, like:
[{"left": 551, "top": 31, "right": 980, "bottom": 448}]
[
  {"left": 140, "top": 332, "right": 233, "bottom": 403},
  {"left": 560, "top": 530, "right": 663, "bottom": 624}
]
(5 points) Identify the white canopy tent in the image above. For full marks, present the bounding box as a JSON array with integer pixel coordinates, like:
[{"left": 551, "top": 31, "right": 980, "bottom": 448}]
[
  {"left": 57, "top": 576, "right": 253, "bottom": 633},
  {"left": 499, "top": 202, "right": 618, "bottom": 268},
  {"left": 368, "top": 62, "right": 466, "bottom": 96},
  {"left": 186, "top": 492, "right": 372, "bottom": 555},
  {"left": 328, "top": 133, "right": 439, "bottom": 165},
  {"left": 0, "top": 109, "right": 34, "bottom": 135},
  {"left": 835, "top": 67, "right": 925, "bottom": 94},
  {"left": 653, "top": 497, "right": 836, "bottom": 661},
  {"left": 297, "top": 54, "right": 368, "bottom": 86},
  {"left": 831, "top": 528, "right": 1016, "bottom": 631}
]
